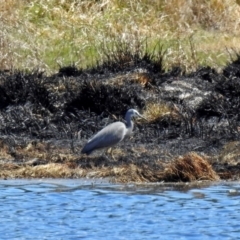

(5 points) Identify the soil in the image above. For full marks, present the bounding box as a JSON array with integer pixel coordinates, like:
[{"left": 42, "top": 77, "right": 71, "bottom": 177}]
[{"left": 0, "top": 55, "right": 240, "bottom": 183}]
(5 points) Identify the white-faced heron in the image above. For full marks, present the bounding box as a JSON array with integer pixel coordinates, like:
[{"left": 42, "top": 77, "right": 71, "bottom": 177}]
[{"left": 81, "top": 109, "right": 146, "bottom": 155}]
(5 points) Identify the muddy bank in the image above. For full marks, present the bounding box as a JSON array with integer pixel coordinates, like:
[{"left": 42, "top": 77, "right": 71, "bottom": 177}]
[{"left": 0, "top": 54, "right": 240, "bottom": 182}]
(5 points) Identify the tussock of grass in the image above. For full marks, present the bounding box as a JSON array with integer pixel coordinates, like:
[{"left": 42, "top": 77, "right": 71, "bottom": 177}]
[
  {"left": 108, "top": 152, "right": 220, "bottom": 183},
  {"left": 163, "top": 152, "right": 219, "bottom": 182},
  {"left": 1, "top": 0, "right": 240, "bottom": 73},
  {"left": 143, "top": 102, "right": 178, "bottom": 123},
  {"left": 133, "top": 72, "right": 152, "bottom": 87}
]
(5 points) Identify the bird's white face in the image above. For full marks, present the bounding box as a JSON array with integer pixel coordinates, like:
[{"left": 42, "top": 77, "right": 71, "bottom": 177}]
[
  {"left": 127, "top": 109, "right": 139, "bottom": 117},
  {"left": 131, "top": 109, "right": 147, "bottom": 120}
]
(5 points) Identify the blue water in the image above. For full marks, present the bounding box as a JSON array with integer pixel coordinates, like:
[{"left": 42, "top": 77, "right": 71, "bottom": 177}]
[{"left": 0, "top": 179, "right": 240, "bottom": 240}]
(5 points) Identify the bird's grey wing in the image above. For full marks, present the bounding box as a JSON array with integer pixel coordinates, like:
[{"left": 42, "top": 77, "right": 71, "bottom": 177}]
[{"left": 81, "top": 122, "right": 126, "bottom": 154}]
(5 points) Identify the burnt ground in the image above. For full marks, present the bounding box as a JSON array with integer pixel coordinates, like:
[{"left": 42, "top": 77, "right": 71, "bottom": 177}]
[{"left": 0, "top": 53, "right": 240, "bottom": 182}]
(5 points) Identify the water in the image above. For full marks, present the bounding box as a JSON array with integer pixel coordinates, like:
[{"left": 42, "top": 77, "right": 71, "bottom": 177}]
[{"left": 0, "top": 179, "right": 240, "bottom": 240}]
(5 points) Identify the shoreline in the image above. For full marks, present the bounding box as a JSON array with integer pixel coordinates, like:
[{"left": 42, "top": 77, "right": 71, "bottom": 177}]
[{"left": 0, "top": 57, "right": 240, "bottom": 182}]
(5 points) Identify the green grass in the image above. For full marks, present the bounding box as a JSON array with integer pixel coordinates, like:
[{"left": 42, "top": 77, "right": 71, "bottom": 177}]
[{"left": 1, "top": 0, "right": 240, "bottom": 74}]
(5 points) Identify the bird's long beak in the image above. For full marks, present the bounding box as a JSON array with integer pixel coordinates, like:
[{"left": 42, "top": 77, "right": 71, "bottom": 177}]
[{"left": 138, "top": 113, "right": 148, "bottom": 121}]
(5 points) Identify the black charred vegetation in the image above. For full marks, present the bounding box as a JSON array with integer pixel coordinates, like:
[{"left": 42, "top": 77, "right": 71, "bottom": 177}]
[{"left": 0, "top": 47, "right": 240, "bottom": 180}]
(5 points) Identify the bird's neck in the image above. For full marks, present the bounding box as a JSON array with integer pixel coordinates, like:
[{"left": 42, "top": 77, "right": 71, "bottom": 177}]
[
  {"left": 125, "top": 115, "right": 134, "bottom": 130},
  {"left": 126, "top": 120, "right": 133, "bottom": 129},
  {"left": 125, "top": 120, "right": 133, "bottom": 138}
]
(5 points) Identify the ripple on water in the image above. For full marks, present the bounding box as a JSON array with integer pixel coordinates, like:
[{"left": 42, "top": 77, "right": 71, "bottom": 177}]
[{"left": 0, "top": 179, "right": 240, "bottom": 240}]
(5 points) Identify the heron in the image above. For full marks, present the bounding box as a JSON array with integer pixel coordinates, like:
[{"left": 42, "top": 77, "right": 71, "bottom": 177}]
[{"left": 81, "top": 109, "right": 146, "bottom": 155}]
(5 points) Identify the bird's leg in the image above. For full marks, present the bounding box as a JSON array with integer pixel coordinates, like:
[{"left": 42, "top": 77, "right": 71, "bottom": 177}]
[
  {"left": 102, "top": 148, "right": 111, "bottom": 161},
  {"left": 106, "top": 147, "right": 112, "bottom": 155},
  {"left": 105, "top": 147, "right": 116, "bottom": 161},
  {"left": 110, "top": 149, "right": 116, "bottom": 161}
]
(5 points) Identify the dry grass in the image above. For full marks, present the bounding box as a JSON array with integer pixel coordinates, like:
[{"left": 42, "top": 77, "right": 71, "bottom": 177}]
[
  {"left": 85, "top": 152, "right": 220, "bottom": 183},
  {"left": 104, "top": 72, "right": 153, "bottom": 87},
  {"left": 0, "top": 140, "right": 79, "bottom": 168},
  {"left": 88, "top": 163, "right": 163, "bottom": 183},
  {"left": 218, "top": 141, "right": 240, "bottom": 164},
  {"left": 0, "top": 163, "right": 87, "bottom": 179},
  {"left": 163, "top": 152, "right": 219, "bottom": 181},
  {"left": 0, "top": 144, "right": 225, "bottom": 182},
  {"left": 0, "top": 138, "right": 220, "bottom": 182},
  {"left": 143, "top": 102, "right": 179, "bottom": 123},
  {"left": 0, "top": 162, "right": 153, "bottom": 181},
  {"left": 132, "top": 72, "right": 154, "bottom": 87},
  {"left": 1, "top": 0, "right": 240, "bottom": 73}
]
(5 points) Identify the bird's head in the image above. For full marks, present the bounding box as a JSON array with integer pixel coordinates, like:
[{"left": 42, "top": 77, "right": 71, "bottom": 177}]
[{"left": 126, "top": 109, "right": 147, "bottom": 121}]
